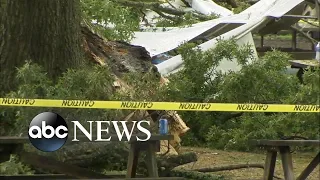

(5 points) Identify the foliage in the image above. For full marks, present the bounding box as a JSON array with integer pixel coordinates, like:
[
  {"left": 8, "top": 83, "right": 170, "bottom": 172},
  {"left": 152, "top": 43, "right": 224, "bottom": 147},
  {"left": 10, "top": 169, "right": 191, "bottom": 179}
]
[
  {"left": 81, "top": 0, "right": 141, "bottom": 41},
  {"left": 214, "top": 0, "right": 250, "bottom": 13},
  {"left": 160, "top": 39, "right": 319, "bottom": 151},
  {"left": 0, "top": 62, "right": 124, "bottom": 136},
  {"left": 80, "top": 0, "right": 219, "bottom": 40},
  {"left": 232, "top": 0, "right": 251, "bottom": 14},
  {"left": 0, "top": 62, "right": 153, "bottom": 174},
  {"left": 0, "top": 155, "right": 34, "bottom": 175},
  {"left": 1, "top": 38, "right": 319, "bottom": 175},
  {"left": 1, "top": 0, "right": 319, "bottom": 175},
  {"left": 156, "top": 12, "right": 218, "bottom": 28},
  {"left": 120, "top": 71, "right": 163, "bottom": 101}
]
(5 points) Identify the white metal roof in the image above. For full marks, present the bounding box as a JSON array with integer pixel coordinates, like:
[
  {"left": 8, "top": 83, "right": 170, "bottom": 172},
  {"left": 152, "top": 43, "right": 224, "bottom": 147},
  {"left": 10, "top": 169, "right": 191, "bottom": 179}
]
[{"left": 130, "top": 0, "right": 307, "bottom": 76}]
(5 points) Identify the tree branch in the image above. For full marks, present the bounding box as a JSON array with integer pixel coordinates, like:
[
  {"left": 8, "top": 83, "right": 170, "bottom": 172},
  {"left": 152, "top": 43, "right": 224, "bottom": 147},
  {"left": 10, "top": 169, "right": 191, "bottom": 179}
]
[
  {"left": 165, "top": 0, "right": 177, "bottom": 9},
  {"left": 153, "top": 9, "right": 180, "bottom": 22},
  {"left": 113, "top": 0, "right": 214, "bottom": 21}
]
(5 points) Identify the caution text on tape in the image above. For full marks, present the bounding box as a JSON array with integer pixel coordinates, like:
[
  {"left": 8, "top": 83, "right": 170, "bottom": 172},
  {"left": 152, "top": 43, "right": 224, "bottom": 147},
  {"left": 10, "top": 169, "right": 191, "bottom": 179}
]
[{"left": 0, "top": 98, "right": 319, "bottom": 112}]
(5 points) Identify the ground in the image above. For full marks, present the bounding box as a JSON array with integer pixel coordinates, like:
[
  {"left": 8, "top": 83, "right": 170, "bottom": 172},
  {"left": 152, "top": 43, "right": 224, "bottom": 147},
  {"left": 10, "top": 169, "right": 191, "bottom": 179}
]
[{"left": 177, "top": 147, "right": 320, "bottom": 180}]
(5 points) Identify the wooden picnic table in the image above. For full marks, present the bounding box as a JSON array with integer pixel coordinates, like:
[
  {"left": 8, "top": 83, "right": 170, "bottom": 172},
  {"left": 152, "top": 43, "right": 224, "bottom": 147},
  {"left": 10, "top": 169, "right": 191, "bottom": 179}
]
[
  {"left": 288, "top": 59, "right": 319, "bottom": 83},
  {"left": 250, "top": 139, "right": 320, "bottom": 180},
  {"left": 289, "top": 59, "right": 319, "bottom": 69},
  {"left": 0, "top": 134, "right": 178, "bottom": 180}
]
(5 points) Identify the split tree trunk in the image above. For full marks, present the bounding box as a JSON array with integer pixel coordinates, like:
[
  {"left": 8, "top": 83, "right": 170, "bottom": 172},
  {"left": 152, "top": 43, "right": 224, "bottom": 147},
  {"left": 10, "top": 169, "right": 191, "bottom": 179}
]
[{"left": 0, "top": 0, "right": 83, "bottom": 93}]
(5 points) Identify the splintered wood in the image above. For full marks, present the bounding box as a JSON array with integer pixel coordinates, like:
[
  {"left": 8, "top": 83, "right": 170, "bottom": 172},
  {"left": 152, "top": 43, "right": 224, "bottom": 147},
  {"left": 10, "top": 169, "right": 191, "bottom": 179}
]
[
  {"left": 83, "top": 24, "right": 191, "bottom": 156},
  {"left": 115, "top": 77, "right": 190, "bottom": 156},
  {"left": 121, "top": 109, "right": 190, "bottom": 155},
  {"left": 157, "top": 77, "right": 190, "bottom": 155}
]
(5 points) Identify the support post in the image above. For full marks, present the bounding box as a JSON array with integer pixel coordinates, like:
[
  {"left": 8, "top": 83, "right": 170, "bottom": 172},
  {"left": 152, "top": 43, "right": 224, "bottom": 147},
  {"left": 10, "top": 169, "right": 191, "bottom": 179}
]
[
  {"left": 261, "top": 35, "right": 264, "bottom": 48},
  {"left": 311, "top": 31, "right": 315, "bottom": 51},
  {"left": 292, "top": 30, "right": 297, "bottom": 51},
  {"left": 296, "top": 152, "right": 320, "bottom": 180},
  {"left": 279, "top": 146, "right": 295, "bottom": 180},
  {"left": 126, "top": 143, "right": 140, "bottom": 178},
  {"left": 145, "top": 142, "right": 159, "bottom": 177},
  {"left": 263, "top": 149, "right": 277, "bottom": 180},
  {"left": 313, "top": 0, "right": 320, "bottom": 49},
  {"left": 316, "top": 0, "right": 320, "bottom": 40}
]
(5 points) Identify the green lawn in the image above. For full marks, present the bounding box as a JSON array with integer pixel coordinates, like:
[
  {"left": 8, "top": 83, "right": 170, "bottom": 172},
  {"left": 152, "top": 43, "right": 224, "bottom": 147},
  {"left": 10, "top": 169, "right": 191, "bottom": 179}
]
[{"left": 177, "top": 146, "right": 320, "bottom": 180}]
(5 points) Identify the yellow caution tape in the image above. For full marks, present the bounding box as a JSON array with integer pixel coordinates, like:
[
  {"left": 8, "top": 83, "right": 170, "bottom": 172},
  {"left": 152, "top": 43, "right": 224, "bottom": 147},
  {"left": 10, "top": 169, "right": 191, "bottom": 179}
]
[{"left": 0, "top": 98, "right": 319, "bottom": 113}]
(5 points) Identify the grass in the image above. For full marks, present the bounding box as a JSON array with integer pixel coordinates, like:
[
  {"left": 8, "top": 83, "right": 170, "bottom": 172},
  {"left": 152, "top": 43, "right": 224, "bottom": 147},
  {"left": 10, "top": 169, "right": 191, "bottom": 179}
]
[
  {"left": 177, "top": 146, "right": 320, "bottom": 180},
  {"left": 253, "top": 34, "right": 292, "bottom": 40}
]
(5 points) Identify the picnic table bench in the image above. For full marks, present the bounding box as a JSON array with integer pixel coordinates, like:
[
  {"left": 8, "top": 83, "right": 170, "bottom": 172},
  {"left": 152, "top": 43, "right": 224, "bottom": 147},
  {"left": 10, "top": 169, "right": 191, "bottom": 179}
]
[
  {"left": 250, "top": 139, "right": 320, "bottom": 180},
  {"left": 0, "top": 134, "right": 184, "bottom": 180}
]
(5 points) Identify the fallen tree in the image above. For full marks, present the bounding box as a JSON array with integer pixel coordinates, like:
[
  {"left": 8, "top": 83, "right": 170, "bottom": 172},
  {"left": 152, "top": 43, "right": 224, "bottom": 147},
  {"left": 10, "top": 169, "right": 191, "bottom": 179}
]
[
  {"left": 1, "top": 2, "right": 193, "bottom": 175},
  {"left": 24, "top": 142, "right": 197, "bottom": 177},
  {"left": 81, "top": 20, "right": 190, "bottom": 154}
]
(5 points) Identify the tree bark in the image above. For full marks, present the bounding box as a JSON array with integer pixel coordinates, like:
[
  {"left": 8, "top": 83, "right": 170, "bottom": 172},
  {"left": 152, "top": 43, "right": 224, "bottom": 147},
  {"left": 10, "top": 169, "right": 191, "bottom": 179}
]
[
  {"left": 81, "top": 25, "right": 153, "bottom": 78},
  {"left": 0, "top": 0, "right": 83, "bottom": 93}
]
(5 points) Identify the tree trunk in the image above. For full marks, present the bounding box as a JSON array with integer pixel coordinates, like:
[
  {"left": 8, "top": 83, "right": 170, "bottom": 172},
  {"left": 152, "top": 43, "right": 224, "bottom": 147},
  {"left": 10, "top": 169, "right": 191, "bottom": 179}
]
[{"left": 0, "top": 0, "right": 83, "bottom": 93}]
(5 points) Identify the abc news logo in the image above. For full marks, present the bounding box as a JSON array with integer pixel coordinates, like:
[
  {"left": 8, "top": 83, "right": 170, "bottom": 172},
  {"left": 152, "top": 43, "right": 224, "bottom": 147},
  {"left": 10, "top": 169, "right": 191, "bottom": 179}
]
[{"left": 28, "top": 112, "right": 151, "bottom": 152}]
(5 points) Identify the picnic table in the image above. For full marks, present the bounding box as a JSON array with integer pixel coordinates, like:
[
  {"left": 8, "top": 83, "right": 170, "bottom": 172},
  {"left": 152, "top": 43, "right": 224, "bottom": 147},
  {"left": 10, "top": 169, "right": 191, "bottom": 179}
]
[
  {"left": 0, "top": 134, "right": 183, "bottom": 180},
  {"left": 288, "top": 59, "right": 319, "bottom": 83},
  {"left": 289, "top": 59, "right": 319, "bottom": 69},
  {"left": 250, "top": 139, "right": 320, "bottom": 180}
]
